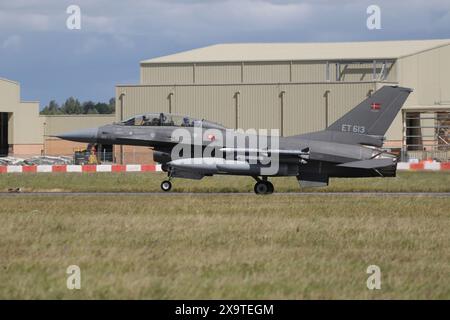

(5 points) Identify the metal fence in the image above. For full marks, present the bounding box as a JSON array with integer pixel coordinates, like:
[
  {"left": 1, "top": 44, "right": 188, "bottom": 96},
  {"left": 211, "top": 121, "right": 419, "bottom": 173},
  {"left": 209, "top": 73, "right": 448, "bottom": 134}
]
[
  {"left": 1, "top": 151, "right": 154, "bottom": 166},
  {"left": 401, "top": 150, "right": 449, "bottom": 162},
  {"left": 4, "top": 149, "right": 449, "bottom": 167}
]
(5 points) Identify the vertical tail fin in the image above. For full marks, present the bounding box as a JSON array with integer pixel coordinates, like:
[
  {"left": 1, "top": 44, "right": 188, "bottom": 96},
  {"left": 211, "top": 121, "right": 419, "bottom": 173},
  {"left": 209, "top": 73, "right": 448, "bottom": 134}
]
[{"left": 326, "top": 86, "right": 412, "bottom": 136}]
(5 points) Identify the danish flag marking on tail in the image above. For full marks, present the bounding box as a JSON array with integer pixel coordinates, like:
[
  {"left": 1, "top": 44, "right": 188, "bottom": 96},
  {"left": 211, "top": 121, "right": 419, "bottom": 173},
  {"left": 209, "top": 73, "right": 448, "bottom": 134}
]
[{"left": 370, "top": 103, "right": 381, "bottom": 111}]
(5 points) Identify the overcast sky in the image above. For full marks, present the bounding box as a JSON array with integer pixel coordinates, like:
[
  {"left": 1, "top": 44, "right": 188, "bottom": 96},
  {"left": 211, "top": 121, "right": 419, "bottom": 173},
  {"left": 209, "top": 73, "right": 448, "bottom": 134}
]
[{"left": 1, "top": 0, "right": 450, "bottom": 108}]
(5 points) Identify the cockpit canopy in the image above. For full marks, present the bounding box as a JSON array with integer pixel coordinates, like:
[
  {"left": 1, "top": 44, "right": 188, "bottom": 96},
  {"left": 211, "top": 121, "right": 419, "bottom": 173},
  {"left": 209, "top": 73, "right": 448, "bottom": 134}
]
[{"left": 120, "top": 113, "right": 226, "bottom": 129}]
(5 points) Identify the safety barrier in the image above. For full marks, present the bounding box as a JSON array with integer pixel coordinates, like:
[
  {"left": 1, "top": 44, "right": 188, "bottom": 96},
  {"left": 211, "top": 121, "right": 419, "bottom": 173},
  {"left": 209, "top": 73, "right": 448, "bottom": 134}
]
[
  {"left": 0, "top": 164, "right": 162, "bottom": 173},
  {"left": 0, "top": 163, "right": 448, "bottom": 173},
  {"left": 396, "top": 162, "right": 450, "bottom": 171}
]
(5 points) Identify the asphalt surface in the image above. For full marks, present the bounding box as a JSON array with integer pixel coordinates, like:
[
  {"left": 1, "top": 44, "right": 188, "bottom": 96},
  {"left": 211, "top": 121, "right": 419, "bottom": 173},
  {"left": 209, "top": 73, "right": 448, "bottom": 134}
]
[{"left": 0, "top": 192, "right": 448, "bottom": 197}]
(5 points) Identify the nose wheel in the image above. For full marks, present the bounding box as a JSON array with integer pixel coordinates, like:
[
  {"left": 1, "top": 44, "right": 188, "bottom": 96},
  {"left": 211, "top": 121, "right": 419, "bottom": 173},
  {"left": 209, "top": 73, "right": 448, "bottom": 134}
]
[
  {"left": 253, "top": 179, "right": 274, "bottom": 195},
  {"left": 161, "top": 180, "right": 172, "bottom": 192},
  {"left": 161, "top": 167, "right": 174, "bottom": 192}
]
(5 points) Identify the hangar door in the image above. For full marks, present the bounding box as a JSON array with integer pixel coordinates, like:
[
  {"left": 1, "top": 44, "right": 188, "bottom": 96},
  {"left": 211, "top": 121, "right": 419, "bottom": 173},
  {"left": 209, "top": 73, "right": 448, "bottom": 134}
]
[{"left": 0, "top": 113, "right": 9, "bottom": 156}]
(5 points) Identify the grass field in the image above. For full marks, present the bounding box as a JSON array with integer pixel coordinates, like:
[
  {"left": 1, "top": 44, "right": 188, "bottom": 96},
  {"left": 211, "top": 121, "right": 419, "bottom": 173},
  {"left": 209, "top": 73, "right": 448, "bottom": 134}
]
[
  {"left": 0, "top": 172, "right": 449, "bottom": 299},
  {"left": 0, "top": 171, "right": 449, "bottom": 193}
]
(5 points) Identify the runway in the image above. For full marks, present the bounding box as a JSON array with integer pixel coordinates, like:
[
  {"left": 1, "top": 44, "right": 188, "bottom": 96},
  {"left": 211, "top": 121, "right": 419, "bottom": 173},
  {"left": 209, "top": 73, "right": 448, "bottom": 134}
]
[{"left": 0, "top": 191, "right": 448, "bottom": 197}]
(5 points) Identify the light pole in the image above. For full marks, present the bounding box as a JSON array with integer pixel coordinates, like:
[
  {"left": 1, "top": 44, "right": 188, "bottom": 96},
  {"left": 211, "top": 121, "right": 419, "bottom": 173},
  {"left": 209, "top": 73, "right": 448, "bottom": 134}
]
[
  {"left": 323, "top": 90, "right": 330, "bottom": 128},
  {"left": 234, "top": 91, "right": 240, "bottom": 129},
  {"left": 167, "top": 92, "right": 174, "bottom": 113},
  {"left": 43, "top": 121, "right": 46, "bottom": 156},
  {"left": 279, "top": 90, "right": 286, "bottom": 136}
]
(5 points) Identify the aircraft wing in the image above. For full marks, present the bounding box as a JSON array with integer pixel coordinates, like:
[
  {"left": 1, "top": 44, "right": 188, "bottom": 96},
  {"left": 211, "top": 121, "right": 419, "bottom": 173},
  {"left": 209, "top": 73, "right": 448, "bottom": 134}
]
[{"left": 337, "top": 158, "right": 396, "bottom": 169}]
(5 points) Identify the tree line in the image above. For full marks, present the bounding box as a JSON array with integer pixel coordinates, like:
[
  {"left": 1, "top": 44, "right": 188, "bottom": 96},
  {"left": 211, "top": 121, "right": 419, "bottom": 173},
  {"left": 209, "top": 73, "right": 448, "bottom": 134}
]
[{"left": 40, "top": 97, "right": 115, "bottom": 115}]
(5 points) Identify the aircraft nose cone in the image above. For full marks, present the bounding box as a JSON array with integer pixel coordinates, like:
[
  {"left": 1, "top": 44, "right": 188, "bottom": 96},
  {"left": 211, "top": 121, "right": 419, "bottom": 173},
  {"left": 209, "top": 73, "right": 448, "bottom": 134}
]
[{"left": 55, "top": 127, "right": 99, "bottom": 143}]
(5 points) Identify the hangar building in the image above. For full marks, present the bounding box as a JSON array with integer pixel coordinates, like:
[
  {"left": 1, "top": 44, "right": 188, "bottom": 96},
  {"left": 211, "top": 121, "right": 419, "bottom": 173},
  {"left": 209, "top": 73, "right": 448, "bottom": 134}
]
[
  {"left": 0, "top": 77, "right": 43, "bottom": 156},
  {"left": 2, "top": 39, "right": 449, "bottom": 163},
  {"left": 117, "top": 39, "right": 450, "bottom": 161},
  {"left": 0, "top": 77, "right": 115, "bottom": 159}
]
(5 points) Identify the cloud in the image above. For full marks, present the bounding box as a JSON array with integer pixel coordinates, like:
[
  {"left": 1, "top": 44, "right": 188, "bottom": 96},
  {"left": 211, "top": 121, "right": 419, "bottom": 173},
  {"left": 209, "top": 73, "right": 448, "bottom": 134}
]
[
  {"left": 78, "top": 36, "right": 107, "bottom": 54},
  {"left": 1, "top": 1, "right": 449, "bottom": 41},
  {"left": 0, "top": 0, "right": 449, "bottom": 107},
  {"left": 0, "top": 11, "right": 50, "bottom": 32},
  {"left": 112, "top": 35, "right": 135, "bottom": 49},
  {"left": 82, "top": 15, "right": 117, "bottom": 34},
  {"left": 2, "top": 35, "right": 22, "bottom": 50}
]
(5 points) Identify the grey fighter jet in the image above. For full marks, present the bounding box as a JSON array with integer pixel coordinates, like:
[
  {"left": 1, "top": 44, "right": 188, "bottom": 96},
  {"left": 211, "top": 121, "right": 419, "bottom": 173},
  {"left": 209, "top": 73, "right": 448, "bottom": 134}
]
[{"left": 57, "top": 86, "right": 412, "bottom": 194}]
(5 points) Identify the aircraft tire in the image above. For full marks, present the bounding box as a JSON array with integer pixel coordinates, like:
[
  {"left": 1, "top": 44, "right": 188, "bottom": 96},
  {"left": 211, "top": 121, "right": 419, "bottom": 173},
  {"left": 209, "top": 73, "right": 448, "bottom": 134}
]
[
  {"left": 254, "top": 181, "right": 270, "bottom": 195},
  {"left": 161, "top": 180, "right": 172, "bottom": 192}
]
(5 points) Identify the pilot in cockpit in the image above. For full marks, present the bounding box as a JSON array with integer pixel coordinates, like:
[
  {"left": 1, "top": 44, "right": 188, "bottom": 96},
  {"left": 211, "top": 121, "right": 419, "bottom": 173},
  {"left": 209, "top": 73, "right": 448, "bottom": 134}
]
[
  {"left": 182, "top": 117, "right": 190, "bottom": 127},
  {"left": 149, "top": 115, "right": 160, "bottom": 126},
  {"left": 159, "top": 113, "right": 166, "bottom": 125}
]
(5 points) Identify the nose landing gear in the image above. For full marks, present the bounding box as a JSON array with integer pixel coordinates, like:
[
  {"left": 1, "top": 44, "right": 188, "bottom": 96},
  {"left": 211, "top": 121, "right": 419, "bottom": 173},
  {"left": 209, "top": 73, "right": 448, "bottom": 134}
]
[
  {"left": 253, "top": 177, "right": 274, "bottom": 195},
  {"left": 160, "top": 180, "right": 172, "bottom": 192},
  {"left": 161, "top": 167, "right": 173, "bottom": 192}
]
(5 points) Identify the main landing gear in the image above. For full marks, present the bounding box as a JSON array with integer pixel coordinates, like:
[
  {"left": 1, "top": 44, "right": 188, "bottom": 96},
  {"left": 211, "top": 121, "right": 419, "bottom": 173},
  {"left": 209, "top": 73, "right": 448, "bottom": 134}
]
[
  {"left": 253, "top": 177, "right": 274, "bottom": 195},
  {"left": 160, "top": 170, "right": 274, "bottom": 194}
]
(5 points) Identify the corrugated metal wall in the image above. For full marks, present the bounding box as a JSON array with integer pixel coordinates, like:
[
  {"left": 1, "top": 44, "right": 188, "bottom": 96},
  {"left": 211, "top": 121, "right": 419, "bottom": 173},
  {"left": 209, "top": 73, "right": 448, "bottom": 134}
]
[
  {"left": 398, "top": 44, "right": 450, "bottom": 106},
  {"left": 282, "top": 82, "right": 375, "bottom": 135},
  {"left": 291, "top": 62, "right": 328, "bottom": 82},
  {"left": 116, "top": 82, "right": 374, "bottom": 136},
  {"left": 140, "top": 63, "right": 193, "bottom": 84},
  {"left": 394, "top": 44, "right": 450, "bottom": 143},
  {"left": 417, "top": 49, "right": 441, "bottom": 105},
  {"left": 196, "top": 63, "right": 241, "bottom": 84},
  {"left": 238, "top": 85, "right": 280, "bottom": 130},
  {"left": 140, "top": 61, "right": 397, "bottom": 85},
  {"left": 439, "top": 45, "right": 450, "bottom": 102},
  {"left": 243, "top": 62, "right": 290, "bottom": 83},
  {"left": 174, "top": 85, "right": 237, "bottom": 128},
  {"left": 116, "top": 86, "right": 175, "bottom": 119},
  {"left": 397, "top": 54, "right": 419, "bottom": 106},
  {"left": 44, "top": 115, "right": 116, "bottom": 137},
  {"left": 130, "top": 57, "right": 414, "bottom": 143}
]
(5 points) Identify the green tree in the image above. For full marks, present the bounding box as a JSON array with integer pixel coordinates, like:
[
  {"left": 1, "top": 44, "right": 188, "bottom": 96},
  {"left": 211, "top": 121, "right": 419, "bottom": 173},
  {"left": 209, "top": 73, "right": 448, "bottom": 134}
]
[
  {"left": 109, "top": 97, "right": 115, "bottom": 113},
  {"left": 87, "top": 108, "right": 99, "bottom": 114},
  {"left": 94, "top": 102, "right": 110, "bottom": 114},
  {"left": 82, "top": 101, "right": 96, "bottom": 114},
  {"left": 41, "top": 100, "right": 61, "bottom": 115},
  {"left": 61, "top": 97, "right": 82, "bottom": 114},
  {"left": 41, "top": 97, "right": 115, "bottom": 115}
]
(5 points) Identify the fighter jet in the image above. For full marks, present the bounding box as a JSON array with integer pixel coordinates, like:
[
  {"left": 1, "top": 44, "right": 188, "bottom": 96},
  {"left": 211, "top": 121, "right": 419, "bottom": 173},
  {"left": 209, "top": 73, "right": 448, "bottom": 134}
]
[{"left": 56, "top": 86, "right": 412, "bottom": 194}]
